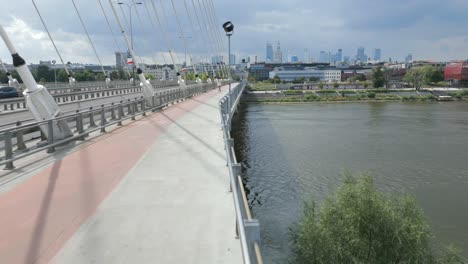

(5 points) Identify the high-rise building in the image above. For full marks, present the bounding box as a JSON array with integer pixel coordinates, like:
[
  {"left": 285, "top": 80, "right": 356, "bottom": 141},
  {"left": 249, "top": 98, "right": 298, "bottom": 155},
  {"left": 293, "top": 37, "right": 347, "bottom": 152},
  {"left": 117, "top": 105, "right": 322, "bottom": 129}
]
[
  {"left": 374, "top": 49, "right": 382, "bottom": 61},
  {"left": 337, "top": 49, "right": 343, "bottom": 62},
  {"left": 304, "top": 48, "right": 310, "bottom": 63},
  {"left": 405, "top": 54, "right": 413, "bottom": 63},
  {"left": 356, "top": 47, "right": 367, "bottom": 62},
  {"left": 229, "top": 54, "right": 236, "bottom": 65},
  {"left": 266, "top": 42, "right": 274, "bottom": 62},
  {"left": 319, "top": 51, "right": 326, "bottom": 63},
  {"left": 274, "top": 41, "right": 283, "bottom": 63},
  {"left": 291, "top": 55, "right": 299, "bottom": 63},
  {"left": 115, "top": 52, "right": 127, "bottom": 67}
]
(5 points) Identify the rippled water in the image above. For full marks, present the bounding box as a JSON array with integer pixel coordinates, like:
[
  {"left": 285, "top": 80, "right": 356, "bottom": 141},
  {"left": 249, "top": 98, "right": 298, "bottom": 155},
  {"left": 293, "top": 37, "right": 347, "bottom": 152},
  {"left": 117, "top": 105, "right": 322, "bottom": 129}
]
[{"left": 231, "top": 102, "right": 468, "bottom": 264}]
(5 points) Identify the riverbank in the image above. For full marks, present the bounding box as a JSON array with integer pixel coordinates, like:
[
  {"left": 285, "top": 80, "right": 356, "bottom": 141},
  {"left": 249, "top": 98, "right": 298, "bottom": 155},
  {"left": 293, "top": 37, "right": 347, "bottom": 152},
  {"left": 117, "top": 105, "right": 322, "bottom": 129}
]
[{"left": 243, "top": 89, "right": 468, "bottom": 103}]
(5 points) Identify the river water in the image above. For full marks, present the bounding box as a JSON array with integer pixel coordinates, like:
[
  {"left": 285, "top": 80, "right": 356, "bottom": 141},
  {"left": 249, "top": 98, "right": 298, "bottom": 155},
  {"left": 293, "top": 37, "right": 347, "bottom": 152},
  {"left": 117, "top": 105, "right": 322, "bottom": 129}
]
[{"left": 231, "top": 102, "right": 468, "bottom": 263}]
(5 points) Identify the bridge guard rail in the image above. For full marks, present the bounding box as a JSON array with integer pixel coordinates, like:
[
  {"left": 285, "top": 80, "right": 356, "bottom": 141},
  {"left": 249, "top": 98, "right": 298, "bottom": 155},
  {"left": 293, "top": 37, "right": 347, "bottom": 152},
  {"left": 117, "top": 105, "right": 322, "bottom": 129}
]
[
  {"left": 0, "top": 83, "right": 216, "bottom": 170},
  {"left": 219, "top": 81, "right": 263, "bottom": 264}
]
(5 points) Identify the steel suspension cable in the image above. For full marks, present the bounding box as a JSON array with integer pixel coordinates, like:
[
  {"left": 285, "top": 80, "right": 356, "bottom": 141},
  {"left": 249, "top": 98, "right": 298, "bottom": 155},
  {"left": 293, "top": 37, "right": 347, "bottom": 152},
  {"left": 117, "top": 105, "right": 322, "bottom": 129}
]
[
  {"left": 169, "top": 0, "right": 198, "bottom": 75},
  {"left": 32, "top": 0, "right": 71, "bottom": 76},
  {"left": 190, "top": 0, "right": 216, "bottom": 77},
  {"left": 195, "top": 0, "right": 224, "bottom": 77},
  {"left": 133, "top": 7, "right": 160, "bottom": 67},
  {"left": 96, "top": 0, "right": 132, "bottom": 78},
  {"left": 149, "top": 0, "right": 179, "bottom": 70},
  {"left": 202, "top": 0, "right": 228, "bottom": 77},
  {"left": 183, "top": 0, "right": 208, "bottom": 77},
  {"left": 142, "top": 2, "right": 169, "bottom": 66},
  {"left": 71, "top": 0, "right": 107, "bottom": 77}
]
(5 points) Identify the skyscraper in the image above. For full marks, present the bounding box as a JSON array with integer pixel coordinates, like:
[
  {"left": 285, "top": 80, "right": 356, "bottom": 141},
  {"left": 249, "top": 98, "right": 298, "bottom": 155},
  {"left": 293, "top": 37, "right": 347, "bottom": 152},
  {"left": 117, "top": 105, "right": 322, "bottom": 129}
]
[
  {"left": 266, "top": 42, "right": 273, "bottom": 62},
  {"left": 274, "top": 41, "right": 283, "bottom": 63},
  {"left": 356, "top": 47, "right": 367, "bottom": 63},
  {"left": 304, "top": 48, "right": 310, "bottom": 63},
  {"left": 337, "top": 49, "right": 343, "bottom": 63},
  {"left": 291, "top": 55, "right": 299, "bottom": 63},
  {"left": 374, "top": 49, "right": 382, "bottom": 61},
  {"left": 319, "top": 51, "right": 326, "bottom": 63},
  {"left": 229, "top": 54, "right": 236, "bottom": 65},
  {"left": 115, "top": 52, "right": 127, "bottom": 67}
]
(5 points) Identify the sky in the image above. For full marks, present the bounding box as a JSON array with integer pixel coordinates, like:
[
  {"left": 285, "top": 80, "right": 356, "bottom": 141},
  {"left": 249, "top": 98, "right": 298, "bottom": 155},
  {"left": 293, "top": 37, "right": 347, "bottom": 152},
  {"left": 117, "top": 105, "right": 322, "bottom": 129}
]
[{"left": 1, "top": 0, "right": 468, "bottom": 66}]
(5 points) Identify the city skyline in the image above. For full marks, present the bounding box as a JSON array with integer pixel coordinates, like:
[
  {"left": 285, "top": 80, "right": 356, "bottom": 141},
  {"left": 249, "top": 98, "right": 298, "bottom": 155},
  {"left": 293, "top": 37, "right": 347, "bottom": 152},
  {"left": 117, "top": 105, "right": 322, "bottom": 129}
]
[{"left": 1, "top": 0, "right": 468, "bottom": 65}]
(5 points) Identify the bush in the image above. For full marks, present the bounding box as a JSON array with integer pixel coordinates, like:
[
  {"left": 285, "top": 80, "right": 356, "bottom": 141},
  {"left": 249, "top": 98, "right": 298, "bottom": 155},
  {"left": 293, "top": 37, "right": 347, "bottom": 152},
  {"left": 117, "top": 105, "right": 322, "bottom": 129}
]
[
  {"left": 367, "top": 92, "right": 376, "bottom": 98},
  {"left": 292, "top": 174, "right": 466, "bottom": 264}
]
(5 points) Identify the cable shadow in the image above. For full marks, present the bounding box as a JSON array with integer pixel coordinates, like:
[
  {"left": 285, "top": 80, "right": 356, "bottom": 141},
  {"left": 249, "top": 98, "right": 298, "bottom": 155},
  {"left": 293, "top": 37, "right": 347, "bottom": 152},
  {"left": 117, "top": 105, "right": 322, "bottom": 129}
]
[
  {"left": 145, "top": 118, "right": 226, "bottom": 184},
  {"left": 173, "top": 105, "right": 219, "bottom": 125},
  {"left": 189, "top": 97, "right": 220, "bottom": 110},
  {"left": 160, "top": 113, "right": 225, "bottom": 160},
  {"left": 24, "top": 160, "right": 62, "bottom": 264}
]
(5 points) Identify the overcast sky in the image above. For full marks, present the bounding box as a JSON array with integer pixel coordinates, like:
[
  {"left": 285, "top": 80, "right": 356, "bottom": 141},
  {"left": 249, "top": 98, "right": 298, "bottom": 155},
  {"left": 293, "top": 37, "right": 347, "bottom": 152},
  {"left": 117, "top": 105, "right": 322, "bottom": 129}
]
[{"left": 1, "top": 0, "right": 468, "bottom": 65}]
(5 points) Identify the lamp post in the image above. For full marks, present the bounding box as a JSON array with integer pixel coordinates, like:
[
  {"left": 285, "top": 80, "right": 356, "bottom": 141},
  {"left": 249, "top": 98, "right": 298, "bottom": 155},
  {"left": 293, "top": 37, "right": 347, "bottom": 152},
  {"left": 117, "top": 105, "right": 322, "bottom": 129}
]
[
  {"left": 51, "top": 59, "right": 56, "bottom": 84},
  {"left": 222, "top": 21, "right": 234, "bottom": 111},
  {"left": 118, "top": 1, "right": 142, "bottom": 86}
]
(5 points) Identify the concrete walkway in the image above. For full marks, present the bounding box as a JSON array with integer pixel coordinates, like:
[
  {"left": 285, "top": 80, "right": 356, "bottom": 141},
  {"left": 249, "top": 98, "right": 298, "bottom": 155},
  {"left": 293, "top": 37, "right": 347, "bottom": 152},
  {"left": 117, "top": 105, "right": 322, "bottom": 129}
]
[{"left": 0, "top": 84, "right": 241, "bottom": 264}]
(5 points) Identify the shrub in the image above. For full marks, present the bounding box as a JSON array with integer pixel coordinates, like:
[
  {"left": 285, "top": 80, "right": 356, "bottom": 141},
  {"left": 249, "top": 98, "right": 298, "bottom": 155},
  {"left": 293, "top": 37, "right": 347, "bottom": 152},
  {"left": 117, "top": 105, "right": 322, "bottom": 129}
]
[{"left": 367, "top": 92, "right": 376, "bottom": 98}]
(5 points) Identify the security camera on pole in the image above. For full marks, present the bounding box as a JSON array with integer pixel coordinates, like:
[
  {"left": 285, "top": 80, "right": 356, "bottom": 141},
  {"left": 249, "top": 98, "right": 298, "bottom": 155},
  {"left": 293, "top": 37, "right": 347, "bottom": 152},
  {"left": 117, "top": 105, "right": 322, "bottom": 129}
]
[
  {"left": 0, "top": 25, "right": 71, "bottom": 139},
  {"left": 0, "top": 58, "right": 21, "bottom": 90}
]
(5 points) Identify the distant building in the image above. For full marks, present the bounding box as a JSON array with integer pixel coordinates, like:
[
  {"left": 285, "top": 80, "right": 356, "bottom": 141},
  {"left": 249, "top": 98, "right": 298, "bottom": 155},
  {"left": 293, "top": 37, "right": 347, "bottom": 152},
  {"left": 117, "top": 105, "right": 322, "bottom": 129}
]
[
  {"left": 374, "top": 49, "right": 382, "bottom": 61},
  {"left": 291, "top": 55, "right": 299, "bottom": 63},
  {"left": 337, "top": 49, "right": 343, "bottom": 62},
  {"left": 356, "top": 47, "right": 367, "bottom": 62},
  {"left": 274, "top": 41, "right": 283, "bottom": 63},
  {"left": 445, "top": 62, "right": 468, "bottom": 83},
  {"left": 249, "top": 62, "right": 330, "bottom": 81},
  {"left": 229, "top": 54, "right": 236, "bottom": 65},
  {"left": 266, "top": 42, "right": 274, "bottom": 62},
  {"left": 211, "top": 55, "right": 224, "bottom": 64},
  {"left": 115, "top": 52, "right": 127, "bottom": 67},
  {"left": 303, "top": 48, "right": 310, "bottom": 63},
  {"left": 405, "top": 54, "right": 413, "bottom": 63},
  {"left": 269, "top": 68, "right": 341, "bottom": 82},
  {"left": 319, "top": 51, "right": 327, "bottom": 63}
]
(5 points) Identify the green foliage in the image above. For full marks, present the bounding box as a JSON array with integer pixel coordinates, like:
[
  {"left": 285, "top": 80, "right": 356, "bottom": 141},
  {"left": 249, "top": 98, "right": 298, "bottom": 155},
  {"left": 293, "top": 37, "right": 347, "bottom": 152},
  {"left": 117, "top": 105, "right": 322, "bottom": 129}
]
[
  {"left": 292, "top": 174, "right": 466, "bottom": 264},
  {"left": 353, "top": 74, "right": 367, "bottom": 82},
  {"left": 309, "top": 77, "right": 319, "bottom": 82},
  {"left": 74, "top": 70, "right": 96, "bottom": 82},
  {"left": 283, "top": 90, "right": 304, "bottom": 95},
  {"left": 318, "top": 82, "right": 324, "bottom": 89},
  {"left": 292, "top": 77, "right": 306, "bottom": 84},
  {"left": 306, "top": 94, "right": 318, "bottom": 100},
  {"left": 145, "top": 73, "right": 156, "bottom": 80},
  {"left": 0, "top": 70, "right": 10, "bottom": 83},
  {"left": 367, "top": 92, "right": 376, "bottom": 98},
  {"left": 333, "top": 82, "right": 339, "bottom": 89},
  {"left": 316, "top": 90, "right": 337, "bottom": 94},
  {"left": 36, "top": 65, "right": 53, "bottom": 82},
  {"left": 56, "top": 69, "right": 69, "bottom": 82},
  {"left": 372, "top": 66, "right": 385, "bottom": 88},
  {"left": 404, "top": 66, "right": 444, "bottom": 90}
]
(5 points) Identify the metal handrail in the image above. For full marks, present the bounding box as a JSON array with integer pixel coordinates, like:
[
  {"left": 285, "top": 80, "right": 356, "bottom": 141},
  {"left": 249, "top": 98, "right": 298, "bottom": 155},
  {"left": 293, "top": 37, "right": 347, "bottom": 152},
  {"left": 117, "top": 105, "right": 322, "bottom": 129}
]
[
  {"left": 0, "top": 83, "right": 216, "bottom": 169},
  {"left": 219, "top": 81, "right": 263, "bottom": 264}
]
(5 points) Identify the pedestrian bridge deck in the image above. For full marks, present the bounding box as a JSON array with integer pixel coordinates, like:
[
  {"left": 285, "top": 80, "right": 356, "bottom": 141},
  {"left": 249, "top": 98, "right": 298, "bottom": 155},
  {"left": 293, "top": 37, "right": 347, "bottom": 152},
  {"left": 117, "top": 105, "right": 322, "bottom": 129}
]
[{"left": 0, "top": 84, "right": 241, "bottom": 264}]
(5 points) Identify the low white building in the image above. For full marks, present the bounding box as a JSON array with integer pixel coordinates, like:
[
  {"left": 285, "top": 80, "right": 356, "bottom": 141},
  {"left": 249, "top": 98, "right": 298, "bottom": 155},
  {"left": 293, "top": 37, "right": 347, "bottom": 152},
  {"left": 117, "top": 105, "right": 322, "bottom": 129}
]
[{"left": 269, "top": 68, "right": 341, "bottom": 82}]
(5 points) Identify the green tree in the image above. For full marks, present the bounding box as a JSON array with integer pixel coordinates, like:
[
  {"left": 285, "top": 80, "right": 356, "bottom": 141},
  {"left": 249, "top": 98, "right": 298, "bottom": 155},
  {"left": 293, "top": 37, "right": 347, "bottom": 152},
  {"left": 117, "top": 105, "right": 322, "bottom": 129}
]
[
  {"left": 372, "top": 66, "right": 385, "bottom": 88},
  {"left": 292, "top": 173, "right": 465, "bottom": 264},
  {"left": 318, "top": 82, "right": 324, "bottom": 89},
  {"left": 273, "top": 75, "right": 281, "bottom": 84},
  {"left": 110, "top": 70, "right": 120, "bottom": 80},
  {"left": 56, "top": 69, "right": 69, "bottom": 82},
  {"left": 353, "top": 74, "right": 367, "bottom": 82},
  {"left": 309, "top": 77, "right": 319, "bottom": 82},
  {"left": 0, "top": 71, "right": 8, "bottom": 83},
  {"left": 333, "top": 82, "right": 339, "bottom": 89},
  {"left": 145, "top": 73, "right": 155, "bottom": 80},
  {"left": 404, "top": 68, "right": 426, "bottom": 90},
  {"left": 36, "top": 65, "right": 53, "bottom": 82}
]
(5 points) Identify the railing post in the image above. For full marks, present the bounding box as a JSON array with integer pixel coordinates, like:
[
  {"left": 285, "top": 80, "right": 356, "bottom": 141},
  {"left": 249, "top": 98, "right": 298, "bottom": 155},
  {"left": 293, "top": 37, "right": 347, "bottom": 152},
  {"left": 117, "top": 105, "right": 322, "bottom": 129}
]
[
  {"left": 4, "top": 131, "right": 15, "bottom": 170},
  {"left": 245, "top": 219, "right": 262, "bottom": 264},
  {"left": 141, "top": 100, "right": 147, "bottom": 116},
  {"left": 131, "top": 102, "right": 136, "bottom": 120},
  {"left": 231, "top": 162, "right": 242, "bottom": 193},
  {"left": 88, "top": 107, "right": 96, "bottom": 128},
  {"left": 152, "top": 96, "right": 156, "bottom": 112},
  {"left": 118, "top": 102, "right": 124, "bottom": 126},
  {"left": 47, "top": 119, "right": 55, "bottom": 153},
  {"left": 110, "top": 103, "right": 116, "bottom": 120},
  {"left": 15, "top": 121, "right": 27, "bottom": 151},
  {"left": 100, "top": 105, "right": 106, "bottom": 133}
]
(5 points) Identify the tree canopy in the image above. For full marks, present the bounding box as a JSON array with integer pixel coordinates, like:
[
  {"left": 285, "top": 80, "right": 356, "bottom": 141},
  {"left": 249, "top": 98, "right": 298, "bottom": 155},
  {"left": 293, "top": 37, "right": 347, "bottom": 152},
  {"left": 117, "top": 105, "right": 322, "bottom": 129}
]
[{"left": 292, "top": 173, "right": 465, "bottom": 264}]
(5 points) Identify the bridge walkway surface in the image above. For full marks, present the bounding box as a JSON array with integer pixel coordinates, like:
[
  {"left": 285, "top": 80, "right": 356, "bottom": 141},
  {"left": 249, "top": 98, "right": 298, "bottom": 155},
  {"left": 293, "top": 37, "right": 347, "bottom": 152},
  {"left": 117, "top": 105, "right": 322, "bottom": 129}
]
[{"left": 0, "top": 84, "right": 242, "bottom": 264}]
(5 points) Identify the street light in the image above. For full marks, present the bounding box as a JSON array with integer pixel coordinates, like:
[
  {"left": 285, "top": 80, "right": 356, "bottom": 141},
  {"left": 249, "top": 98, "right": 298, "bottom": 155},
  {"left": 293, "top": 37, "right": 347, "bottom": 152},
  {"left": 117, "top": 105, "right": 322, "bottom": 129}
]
[
  {"left": 117, "top": 1, "right": 142, "bottom": 85},
  {"left": 51, "top": 59, "right": 56, "bottom": 83},
  {"left": 222, "top": 21, "right": 234, "bottom": 112}
]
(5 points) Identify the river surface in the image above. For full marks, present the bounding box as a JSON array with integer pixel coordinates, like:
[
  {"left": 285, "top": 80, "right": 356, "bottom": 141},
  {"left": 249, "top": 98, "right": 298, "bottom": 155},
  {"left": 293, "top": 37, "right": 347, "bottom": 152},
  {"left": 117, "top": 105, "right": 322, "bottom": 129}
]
[{"left": 231, "top": 102, "right": 468, "bottom": 263}]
